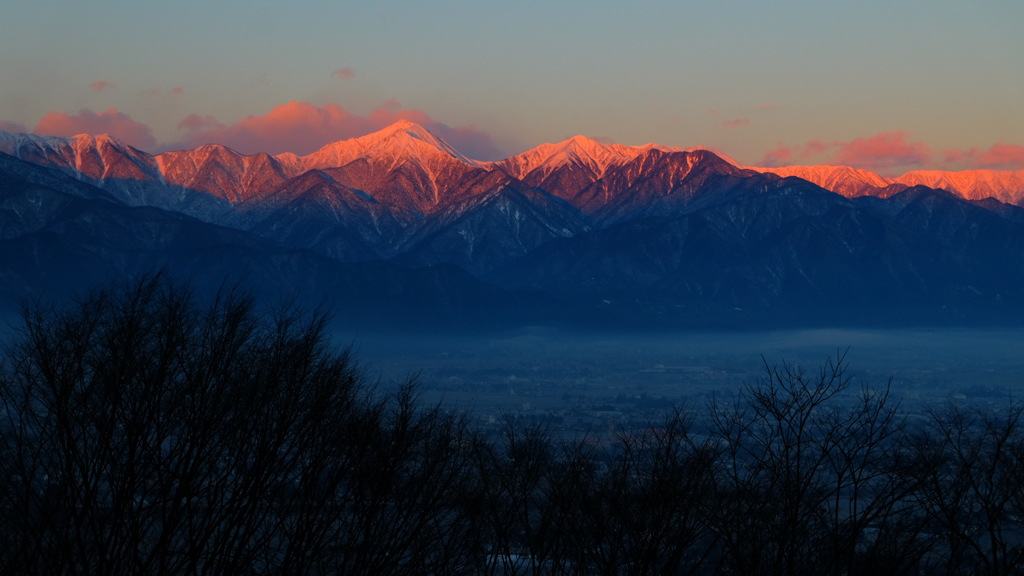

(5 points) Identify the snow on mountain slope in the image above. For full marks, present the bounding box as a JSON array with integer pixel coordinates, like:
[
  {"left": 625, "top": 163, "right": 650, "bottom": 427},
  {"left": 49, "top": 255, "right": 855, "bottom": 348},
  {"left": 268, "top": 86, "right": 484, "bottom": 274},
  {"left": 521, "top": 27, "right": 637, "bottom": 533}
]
[
  {"left": 491, "top": 136, "right": 747, "bottom": 205},
  {"left": 157, "top": 145, "right": 296, "bottom": 203},
  {"left": 0, "top": 132, "right": 161, "bottom": 183},
  {"left": 3, "top": 123, "right": 1023, "bottom": 217},
  {"left": 0, "top": 132, "right": 237, "bottom": 219},
  {"left": 297, "top": 119, "right": 480, "bottom": 172},
  {"left": 895, "top": 170, "right": 1024, "bottom": 204},
  {"left": 155, "top": 120, "right": 486, "bottom": 209},
  {"left": 583, "top": 149, "right": 765, "bottom": 220},
  {"left": 752, "top": 164, "right": 1024, "bottom": 205},
  {"left": 492, "top": 135, "right": 736, "bottom": 181},
  {"left": 494, "top": 136, "right": 656, "bottom": 181},
  {"left": 749, "top": 165, "right": 892, "bottom": 197}
]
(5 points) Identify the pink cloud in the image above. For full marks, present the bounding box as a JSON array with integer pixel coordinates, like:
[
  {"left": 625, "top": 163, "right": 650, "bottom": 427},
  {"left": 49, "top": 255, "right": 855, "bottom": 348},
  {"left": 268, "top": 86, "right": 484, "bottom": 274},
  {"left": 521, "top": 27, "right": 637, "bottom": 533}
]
[
  {"left": 379, "top": 98, "right": 402, "bottom": 113},
  {"left": 800, "top": 139, "right": 833, "bottom": 159},
  {"left": 90, "top": 80, "right": 115, "bottom": 92},
  {"left": 0, "top": 120, "right": 28, "bottom": 133},
  {"left": 705, "top": 108, "right": 720, "bottom": 116},
  {"left": 942, "top": 143, "right": 1024, "bottom": 170},
  {"left": 757, "top": 131, "right": 1024, "bottom": 173},
  {"left": 978, "top": 143, "right": 1024, "bottom": 170},
  {"left": 172, "top": 100, "right": 502, "bottom": 159},
  {"left": 170, "top": 86, "right": 184, "bottom": 96},
  {"left": 942, "top": 148, "right": 975, "bottom": 165},
  {"left": 720, "top": 118, "right": 750, "bottom": 129},
  {"left": 831, "top": 131, "right": 932, "bottom": 170},
  {"left": 333, "top": 67, "right": 356, "bottom": 80},
  {"left": 940, "top": 144, "right": 1024, "bottom": 170},
  {"left": 177, "top": 114, "right": 223, "bottom": 132},
  {"left": 34, "top": 108, "right": 157, "bottom": 151},
  {"left": 756, "top": 132, "right": 932, "bottom": 173},
  {"left": 759, "top": 145, "right": 793, "bottom": 167}
]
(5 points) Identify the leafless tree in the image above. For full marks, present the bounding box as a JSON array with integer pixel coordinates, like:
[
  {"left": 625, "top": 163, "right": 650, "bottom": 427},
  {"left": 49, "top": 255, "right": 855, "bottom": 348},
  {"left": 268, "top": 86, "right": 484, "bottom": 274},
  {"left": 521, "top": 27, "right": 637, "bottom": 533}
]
[
  {"left": 705, "top": 352, "right": 923, "bottom": 576},
  {"left": 556, "top": 408, "right": 717, "bottom": 576},
  {"left": 911, "top": 402, "right": 1024, "bottom": 576},
  {"left": 7, "top": 276, "right": 1024, "bottom": 576},
  {"left": 468, "top": 414, "right": 570, "bottom": 575},
  {"left": 0, "top": 274, "right": 479, "bottom": 576}
]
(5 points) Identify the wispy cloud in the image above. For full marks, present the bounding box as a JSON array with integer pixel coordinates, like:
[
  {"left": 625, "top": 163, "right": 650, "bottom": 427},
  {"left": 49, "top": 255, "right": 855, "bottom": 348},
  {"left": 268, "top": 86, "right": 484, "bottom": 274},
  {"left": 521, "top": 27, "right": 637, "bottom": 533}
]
[
  {"left": 90, "top": 80, "right": 115, "bottom": 92},
  {"left": 720, "top": 118, "right": 750, "bottom": 129},
  {"left": 176, "top": 114, "right": 223, "bottom": 132},
  {"left": 756, "top": 132, "right": 931, "bottom": 172},
  {"left": 943, "top": 143, "right": 1024, "bottom": 171},
  {"left": 832, "top": 132, "right": 931, "bottom": 170},
  {"left": 978, "top": 144, "right": 1024, "bottom": 169},
  {"left": 22, "top": 99, "right": 503, "bottom": 158},
  {"left": 172, "top": 100, "right": 502, "bottom": 159},
  {"left": 333, "top": 67, "right": 356, "bottom": 80},
  {"left": 0, "top": 120, "right": 28, "bottom": 133},
  {"left": 170, "top": 86, "right": 185, "bottom": 96},
  {"left": 760, "top": 145, "right": 792, "bottom": 166},
  {"left": 34, "top": 108, "right": 156, "bottom": 150},
  {"left": 757, "top": 131, "right": 1024, "bottom": 173}
]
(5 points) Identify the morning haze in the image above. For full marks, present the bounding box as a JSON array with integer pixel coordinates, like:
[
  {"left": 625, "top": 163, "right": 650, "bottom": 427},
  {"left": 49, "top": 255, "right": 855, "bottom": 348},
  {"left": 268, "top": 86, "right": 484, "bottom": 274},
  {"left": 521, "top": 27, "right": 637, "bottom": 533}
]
[{"left": 347, "top": 327, "right": 1024, "bottom": 426}]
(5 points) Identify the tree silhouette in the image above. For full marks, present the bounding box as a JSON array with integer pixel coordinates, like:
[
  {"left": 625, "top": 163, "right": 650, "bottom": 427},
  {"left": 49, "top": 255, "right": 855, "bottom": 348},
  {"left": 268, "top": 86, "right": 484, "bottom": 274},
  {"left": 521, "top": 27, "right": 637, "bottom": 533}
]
[
  {"left": 4, "top": 276, "right": 1024, "bottom": 575},
  {"left": 910, "top": 402, "right": 1024, "bottom": 576},
  {"left": 0, "top": 275, "right": 477, "bottom": 576},
  {"left": 705, "top": 353, "right": 923, "bottom": 576}
]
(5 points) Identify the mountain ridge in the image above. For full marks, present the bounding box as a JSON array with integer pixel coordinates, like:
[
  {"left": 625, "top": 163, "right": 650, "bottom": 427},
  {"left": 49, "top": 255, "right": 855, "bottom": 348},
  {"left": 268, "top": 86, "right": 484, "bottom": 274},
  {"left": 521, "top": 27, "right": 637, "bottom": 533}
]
[
  {"left": 4, "top": 123, "right": 1022, "bottom": 209},
  {"left": 752, "top": 164, "right": 1024, "bottom": 205},
  {"left": 4, "top": 122, "right": 1024, "bottom": 328}
]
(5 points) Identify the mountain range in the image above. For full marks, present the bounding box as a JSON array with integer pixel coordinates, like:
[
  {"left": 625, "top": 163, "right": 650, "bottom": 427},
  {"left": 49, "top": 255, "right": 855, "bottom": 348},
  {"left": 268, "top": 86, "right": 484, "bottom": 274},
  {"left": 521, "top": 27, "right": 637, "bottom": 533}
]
[{"left": 2, "top": 121, "right": 1024, "bottom": 329}]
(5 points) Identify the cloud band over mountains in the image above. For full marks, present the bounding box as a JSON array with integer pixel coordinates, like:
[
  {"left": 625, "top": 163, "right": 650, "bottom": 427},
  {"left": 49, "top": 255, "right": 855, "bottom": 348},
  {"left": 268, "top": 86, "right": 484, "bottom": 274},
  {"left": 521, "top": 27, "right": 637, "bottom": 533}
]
[
  {"left": 35, "top": 108, "right": 158, "bottom": 151},
  {"left": 19, "top": 101, "right": 502, "bottom": 161},
  {"left": 5, "top": 104, "right": 1023, "bottom": 172},
  {"left": 174, "top": 100, "right": 501, "bottom": 159},
  {"left": 760, "top": 131, "right": 1024, "bottom": 173}
]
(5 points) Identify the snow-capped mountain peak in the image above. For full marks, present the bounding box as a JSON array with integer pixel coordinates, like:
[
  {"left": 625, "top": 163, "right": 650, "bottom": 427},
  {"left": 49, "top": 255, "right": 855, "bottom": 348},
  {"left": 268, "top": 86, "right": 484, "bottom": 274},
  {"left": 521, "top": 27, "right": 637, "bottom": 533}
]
[
  {"left": 493, "top": 135, "right": 745, "bottom": 181},
  {"left": 1, "top": 123, "right": 1022, "bottom": 209},
  {"left": 495, "top": 136, "right": 647, "bottom": 180},
  {"left": 296, "top": 120, "right": 480, "bottom": 171},
  {"left": 751, "top": 163, "right": 1024, "bottom": 204},
  {"left": 0, "top": 130, "right": 160, "bottom": 182},
  {"left": 749, "top": 164, "right": 892, "bottom": 197},
  {"left": 895, "top": 170, "right": 1024, "bottom": 202}
]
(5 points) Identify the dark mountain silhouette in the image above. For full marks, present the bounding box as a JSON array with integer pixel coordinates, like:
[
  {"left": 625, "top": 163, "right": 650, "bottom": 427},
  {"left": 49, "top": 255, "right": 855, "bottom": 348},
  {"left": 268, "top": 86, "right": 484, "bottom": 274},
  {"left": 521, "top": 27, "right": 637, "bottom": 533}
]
[{"left": 3, "top": 122, "right": 1024, "bottom": 328}]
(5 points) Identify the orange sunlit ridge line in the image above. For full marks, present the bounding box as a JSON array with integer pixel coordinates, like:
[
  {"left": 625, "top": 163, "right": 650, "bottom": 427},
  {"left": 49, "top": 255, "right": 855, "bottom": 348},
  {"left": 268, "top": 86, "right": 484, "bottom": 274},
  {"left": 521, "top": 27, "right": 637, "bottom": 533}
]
[
  {"left": 3, "top": 99, "right": 1022, "bottom": 175},
  {"left": 2, "top": 119, "right": 1023, "bottom": 207}
]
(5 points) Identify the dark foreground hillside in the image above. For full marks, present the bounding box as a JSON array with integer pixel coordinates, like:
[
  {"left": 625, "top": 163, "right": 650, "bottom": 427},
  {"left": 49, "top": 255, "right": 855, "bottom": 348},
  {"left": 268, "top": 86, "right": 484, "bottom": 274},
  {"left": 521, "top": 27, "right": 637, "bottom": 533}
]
[{"left": 3, "top": 277, "right": 1024, "bottom": 576}]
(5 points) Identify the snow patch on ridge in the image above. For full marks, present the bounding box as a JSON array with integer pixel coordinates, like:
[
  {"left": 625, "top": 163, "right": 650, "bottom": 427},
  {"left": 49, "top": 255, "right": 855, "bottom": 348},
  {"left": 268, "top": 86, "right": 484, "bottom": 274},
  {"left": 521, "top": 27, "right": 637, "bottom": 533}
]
[
  {"left": 491, "top": 135, "right": 738, "bottom": 180},
  {"left": 1, "top": 124, "right": 1022, "bottom": 206},
  {"left": 752, "top": 163, "right": 1024, "bottom": 204},
  {"left": 296, "top": 119, "right": 482, "bottom": 172}
]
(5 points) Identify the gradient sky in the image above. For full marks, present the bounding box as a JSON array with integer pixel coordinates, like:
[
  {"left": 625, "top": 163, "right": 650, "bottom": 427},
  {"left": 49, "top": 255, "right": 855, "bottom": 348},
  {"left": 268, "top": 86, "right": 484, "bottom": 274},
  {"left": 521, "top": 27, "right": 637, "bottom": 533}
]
[{"left": 2, "top": 0, "right": 1022, "bottom": 174}]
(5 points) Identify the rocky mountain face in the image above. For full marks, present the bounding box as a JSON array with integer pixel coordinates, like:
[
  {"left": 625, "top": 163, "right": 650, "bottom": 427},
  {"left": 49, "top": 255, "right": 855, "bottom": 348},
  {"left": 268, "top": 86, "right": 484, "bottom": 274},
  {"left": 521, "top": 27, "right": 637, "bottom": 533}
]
[
  {"left": 3, "top": 121, "right": 1024, "bottom": 328},
  {"left": 489, "top": 185, "right": 1024, "bottom": 325},
  {"left": 0, "top": 152, "right": 573, "bottom": 330},
  {"left": 752, "top": 164, "right": 1024, "bottom": 205}
]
